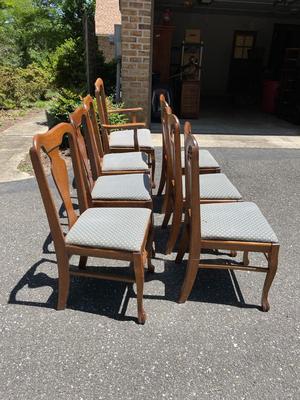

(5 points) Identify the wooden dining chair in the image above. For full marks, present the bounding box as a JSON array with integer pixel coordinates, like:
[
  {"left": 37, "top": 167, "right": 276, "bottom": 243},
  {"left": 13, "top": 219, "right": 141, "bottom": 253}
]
[
  {"left": 157, "top": 94, "right": 221, "bottom": 197},
  {"left": 95, "top": 78, "right": 155, "bottom": 185},
  {"left": 162, "top": 113, "right": 242, "bottom": 254},
  {"left": 176, "top": 133, "right": 279, "bottom": 312},
  {"left": 30, "top": 122, "right": 154, "bottom": 324},
  {"left": 69, "top": 105, "right": 150, "bottom": 182},
  {"left": 68, "top": 111, "right": 153, "bottom": 212}
]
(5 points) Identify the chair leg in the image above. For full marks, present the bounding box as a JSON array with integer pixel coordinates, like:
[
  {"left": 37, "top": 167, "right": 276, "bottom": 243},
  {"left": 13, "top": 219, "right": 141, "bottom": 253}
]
[
  {"left": 161, "top": 177, "right": 171, "bottom": 214},
  {"left": 261, "top": 245, "right": 279, "bottom": 312},
  {"left": 57, "top": 255, "right": 70, "bottom": 310},
  {"left": 146, "top": 217, "right": 155, "bottom": 273},
  {"left": 243, "top": 251, "right": 249, "bottom": 266},
  {"left": 178, "top": 259, "right": 199, "bottom": 303},
  {"left": 166, "top": 203, "right": 183, "bottom": 255},
  {"left": 133, "top": 254, "right": 146, "bottom": 324},
  {"left": 162, "top": 194, "right": 173, "bottom": 228},
  {"left": 78, "top": 256, "right": 88, "bottom": 270},
  {"left": 175, "top": 224, "right": 189, "bottom": 263},
  {"left": 150, "top": 150, "right": 156, "bottom": 189},
  {"left": 157, "top": 155, "right": 166, "bottom": 196}
]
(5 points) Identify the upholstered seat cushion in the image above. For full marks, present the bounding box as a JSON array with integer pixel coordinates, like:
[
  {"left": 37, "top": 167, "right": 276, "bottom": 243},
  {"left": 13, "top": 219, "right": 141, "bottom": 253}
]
[
  {"left": 201, "top": 202, "right": 278, "bottom": 243},
  {"left": 66, "top": 208, "right": 152, "bottom": 251},
  {"left": 181, "top": 149, "right": 219, "bottom": 169},
  {"left": 91, "top": 173, "right": 151, "bottom": 201},
  {"left": 182, "top": 173, "right": 242, "bottom": 200},
  {"left": 109, "top": 129, "right": 154, "bottom": 149},
  {"left": 102, "top": 151, "right": 149, "bottom": 172}
]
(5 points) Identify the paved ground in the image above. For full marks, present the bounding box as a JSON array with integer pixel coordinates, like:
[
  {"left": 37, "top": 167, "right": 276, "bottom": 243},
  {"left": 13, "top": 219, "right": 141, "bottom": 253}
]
[
  {"left": 0, "top": 111, "right": 47, "bottom": 183},
  {"left": 0, "top": 147, "right": 299, "bottom": 399},
  {"left": 151, "top": 106, "right": 300, "bottom": 136},
  {"left": 1, "top": 109, "right": 300, "bottom": 184}
]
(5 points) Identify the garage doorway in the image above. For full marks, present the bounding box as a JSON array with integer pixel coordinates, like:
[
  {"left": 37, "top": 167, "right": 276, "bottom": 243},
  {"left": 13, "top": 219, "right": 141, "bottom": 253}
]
[{"left": 151, "top": 0, "right": 300, "bottom": 135}]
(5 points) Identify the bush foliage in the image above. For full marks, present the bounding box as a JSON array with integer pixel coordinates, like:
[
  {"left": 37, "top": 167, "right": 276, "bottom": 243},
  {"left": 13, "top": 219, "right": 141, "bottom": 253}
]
[
  {"left": 0, "top": 64, "right": 50, "bottom": 109},
  {"left": 0, "top": 1, "right": 117, "bottom": 111},
  {"left": 47, "top": 88, "right": 82, "bottom": 125}
]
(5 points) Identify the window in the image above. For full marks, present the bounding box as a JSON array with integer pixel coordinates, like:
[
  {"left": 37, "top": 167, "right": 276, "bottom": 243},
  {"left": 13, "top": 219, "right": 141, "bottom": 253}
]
[{"left": 233, "top": 31, "right": 256, "bottom": 60}]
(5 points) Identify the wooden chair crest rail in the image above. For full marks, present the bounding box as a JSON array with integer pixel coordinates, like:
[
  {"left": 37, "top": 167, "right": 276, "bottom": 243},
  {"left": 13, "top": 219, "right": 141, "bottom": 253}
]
[
  {"left": 69, "top": 104, "right": 150, "bottom": 183},
  {"left": 162, "top": 113, "right": 242, "bottom": 255},
  {"left": 29, "top": 122, "right": 153, "bottom": 324},
  {"left": 157, "top": 94, "right": 221, "bottom": 197},
  {"left": 68, "top": 110, "right": 153, "bottom": 212},
  {"left": 176, "top": 133, "right": 279, "bottom": 311},
  {"left": 94, "top": 78, "right": 156, "bottom": 186}
]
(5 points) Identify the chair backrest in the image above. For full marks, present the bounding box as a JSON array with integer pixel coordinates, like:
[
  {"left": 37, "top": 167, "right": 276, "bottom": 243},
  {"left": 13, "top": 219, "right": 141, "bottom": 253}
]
[
  {"left": 184, "top": 132, "right": 201, "bottom": 249},
  {"left": 69, "top": 105, "right": 102, "bottom": 181},
  {"left": 94, "top": 78, "right": 110, "bottom": 152},
  {"left": 68, "top": 107, "right": 96, "bottom": 213},
  {"left": 165, "top": 112, "right": 183, "bottom": 202},
  {"left": 160, "top": 94, "right": 171, "bottom": 136},
  {"left": 30, "top": 123, "right": 78, "bottom": 252},
  {"left": 82, "top": 94, "right": 106, "bottom": 158}
]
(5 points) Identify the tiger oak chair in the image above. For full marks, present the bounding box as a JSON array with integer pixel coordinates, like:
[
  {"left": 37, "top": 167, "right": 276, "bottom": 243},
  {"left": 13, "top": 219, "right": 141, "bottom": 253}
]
[
  {"left": 69, "top": 105, "right": 150, "bottom": 183},
  {"left": 157, "top": 94, "right": 221, "bottom": 197},
  {"left": 162, "top": 113, "right": 242, "bottom": 254},
  {"left": 95, "top": 78, "right": 155, "bottom": 185},
  {"left": 30, "top": 122, "right": 153, "bottom": 324},
  {"left": 68, "top": 110, "right": 152, "bottom": 212},
  {"left": 176, "top": 132, "right": 279, "bottom": 311}
]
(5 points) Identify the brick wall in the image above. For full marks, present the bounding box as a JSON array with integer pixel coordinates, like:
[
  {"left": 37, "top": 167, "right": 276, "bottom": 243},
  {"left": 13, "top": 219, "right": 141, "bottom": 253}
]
[
  {"left": 120, "top": 0, "right": 153, "bottom": 124},
  {"left": 98, "top": 35, "right": 115, "bottom": 62}
]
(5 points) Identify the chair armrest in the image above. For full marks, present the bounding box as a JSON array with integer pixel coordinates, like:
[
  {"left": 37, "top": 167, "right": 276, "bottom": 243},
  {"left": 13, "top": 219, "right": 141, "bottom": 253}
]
[
  {"left": 108, "top": 107, "right": 144, "bottom": 123},
  {"left": 102, "top": 122, "right": 146, "bottom": 130},
  {"left": 107, "top": 107, "right": 143, "bottom": 114},
  {"left": 102, "top": 123, "right": 143, "bottom": 151}
]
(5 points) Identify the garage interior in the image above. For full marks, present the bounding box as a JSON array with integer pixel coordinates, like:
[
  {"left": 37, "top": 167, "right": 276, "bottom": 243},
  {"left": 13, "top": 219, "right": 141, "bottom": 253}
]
[{"left": 151, "top": 0, "right": 300, "bottom": 134}]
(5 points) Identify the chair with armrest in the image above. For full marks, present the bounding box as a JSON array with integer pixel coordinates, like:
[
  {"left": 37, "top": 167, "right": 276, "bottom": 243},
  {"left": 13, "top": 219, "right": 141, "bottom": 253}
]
[{"left": 94, "top": 78, "right": 155, "bottom": 186}]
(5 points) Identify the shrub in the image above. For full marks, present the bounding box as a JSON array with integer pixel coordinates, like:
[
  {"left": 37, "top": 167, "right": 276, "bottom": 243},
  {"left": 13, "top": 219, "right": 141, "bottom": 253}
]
[
  {"left": 0, "top": 63, "right": 50, "bottom": 109},
  {"left": 106, "top": 96, "right": 128, "bottom": 125},
  {"left": 46, "top": 88, "right": 82, "bottom": 127},
  {"left": 49, "top": 38, "right": 86, "bottom": 90}
]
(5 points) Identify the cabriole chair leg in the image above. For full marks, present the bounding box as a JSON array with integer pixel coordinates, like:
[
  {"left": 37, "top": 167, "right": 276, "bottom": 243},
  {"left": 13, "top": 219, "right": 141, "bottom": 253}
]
[{"left": 261, "top": 245, "right": 279, "bottom": 312}]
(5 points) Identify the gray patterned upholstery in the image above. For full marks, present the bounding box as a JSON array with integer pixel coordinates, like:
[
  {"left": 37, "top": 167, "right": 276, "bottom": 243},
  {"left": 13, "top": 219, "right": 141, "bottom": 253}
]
[
  {"left": 182, "top": 173, "right": 242, "bottom": 200},
  {"left": 181, "top": 149, "right": 219, "bottom": 169},
  {"left": 109, "top": 128, "right": 154, "bottom": 149},
  {"left": 201, "top": 202, "right": 278, "bottom": 243},
  {"left": 91, "top": 173, "right": 151, "bottom": 201},
  {"left": 102, "top": 151, "right": 149, "bottom": 171},
  {"left": 66, "top": 208, "right": 152, "bottom": 251}
]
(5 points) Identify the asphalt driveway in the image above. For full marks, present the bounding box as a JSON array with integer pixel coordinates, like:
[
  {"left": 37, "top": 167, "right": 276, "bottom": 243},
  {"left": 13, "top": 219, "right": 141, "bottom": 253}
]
[{"left": 0, "top": 148, "right": 299, "bottom": 400}]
